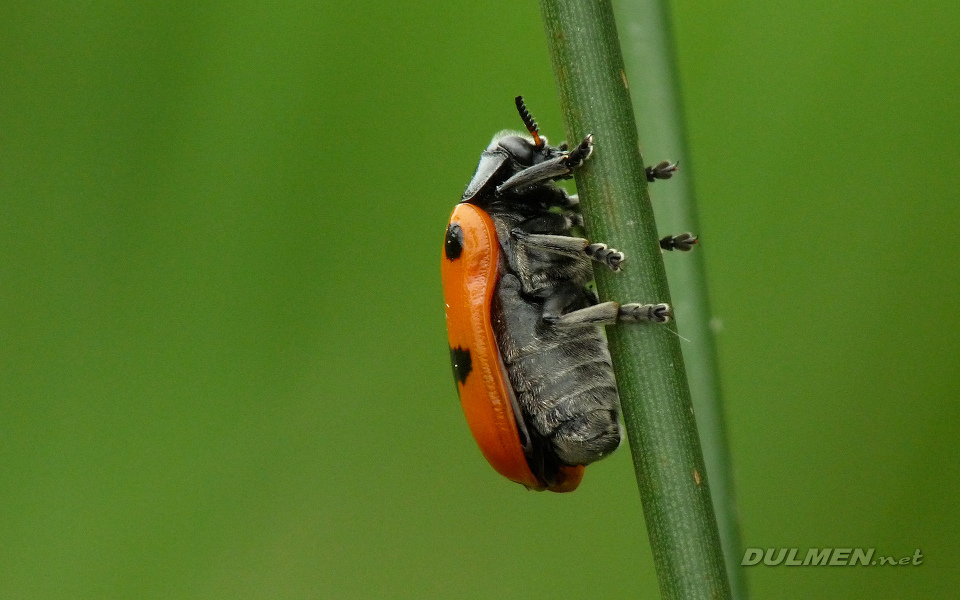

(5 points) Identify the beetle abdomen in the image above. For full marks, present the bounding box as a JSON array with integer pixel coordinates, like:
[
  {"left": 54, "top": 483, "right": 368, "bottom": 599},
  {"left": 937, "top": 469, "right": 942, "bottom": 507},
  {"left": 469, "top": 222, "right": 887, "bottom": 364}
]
[{"left": 493, "top": 274, "right": 622, "bottom": 468}]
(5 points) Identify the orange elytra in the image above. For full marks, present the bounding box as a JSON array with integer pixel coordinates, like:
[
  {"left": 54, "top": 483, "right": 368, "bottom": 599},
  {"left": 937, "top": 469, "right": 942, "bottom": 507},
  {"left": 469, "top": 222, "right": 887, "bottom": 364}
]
[{"left": 442, "top": 203, "right": 584, "bottom": 492}]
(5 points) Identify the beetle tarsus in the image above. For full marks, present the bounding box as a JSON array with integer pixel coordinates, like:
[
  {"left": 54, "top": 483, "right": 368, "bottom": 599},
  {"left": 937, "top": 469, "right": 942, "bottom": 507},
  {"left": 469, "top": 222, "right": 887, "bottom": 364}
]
[
  {"left": 659, "top": 232, "right": 698, "bottom": 251},
  {"left": 618, "top": 303, "right": 672, "bottom": 323},
  {"left": 564, "top": 134, "right": 594, "bottom": 169},
  {"left": 646, "top": 160, "right": 679, "bottom": 182},
  {"left": 585, "top": 243, "right": 625, "bottom": 271}
]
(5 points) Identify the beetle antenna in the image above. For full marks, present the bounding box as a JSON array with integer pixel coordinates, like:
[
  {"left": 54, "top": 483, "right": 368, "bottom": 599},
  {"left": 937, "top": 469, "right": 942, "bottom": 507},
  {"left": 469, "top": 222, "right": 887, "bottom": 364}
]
[{"left": 515, "top": 96, "right": 544, "bottom": 148}]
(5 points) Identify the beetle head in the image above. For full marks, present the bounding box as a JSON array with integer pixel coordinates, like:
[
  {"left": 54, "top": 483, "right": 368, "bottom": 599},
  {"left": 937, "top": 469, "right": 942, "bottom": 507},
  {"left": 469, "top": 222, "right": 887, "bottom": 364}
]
[
  {"left": 462, "top": 133, "right": 561, "bottom": 203},
  {"left": 462, "top": 96, "right": 565, "bottom": 203}
]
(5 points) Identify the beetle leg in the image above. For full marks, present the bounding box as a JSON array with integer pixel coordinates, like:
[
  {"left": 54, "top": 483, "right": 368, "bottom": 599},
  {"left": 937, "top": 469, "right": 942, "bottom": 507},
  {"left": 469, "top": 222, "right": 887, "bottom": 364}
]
[
  {"left": 512, "top": 231, "right": 625, "bottom": 271},
  {"left": 545, "top": 301, "right": 672, "bottom": 327},
  {"left": 541, "top": 282, "right": 671, "bottom": 326},
  {"left": 545, "top": 302, "right": 621, "bottom": 327},
  {"left": 646, "top": 160, "right": 679, "bottom": 182},
  {"left": 511, "top": 230, "right": 586, "bottom": 257},
  {"left": 563, "top": 211, "right": 584, "bottom": 228},
  {"left": 496, "top": 135, "right": 594, "bottom": 196},
  {"left": 659, "top": 232, "right": 698, "bottom": 251},
  {"left": 496, "top": 157, "right": 571, "bottom": 195},
  {"left": 555, "top": 193, "right": 582, "bottom": 222},
  {"left": 510, "top": 212, "right": 575, "bottom": 235},
  {"left": 540, "top": 283, "right": 584, "bottom": 321}
]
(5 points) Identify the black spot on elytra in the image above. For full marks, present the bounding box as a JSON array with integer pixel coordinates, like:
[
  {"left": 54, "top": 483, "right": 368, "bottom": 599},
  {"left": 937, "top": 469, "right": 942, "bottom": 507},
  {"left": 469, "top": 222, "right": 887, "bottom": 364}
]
[
  {"left": 449, "top": 346, "right": 472, "bottom": 385},
  {"left": 445, "top": 223, "right": 464, "bottom": 260}
]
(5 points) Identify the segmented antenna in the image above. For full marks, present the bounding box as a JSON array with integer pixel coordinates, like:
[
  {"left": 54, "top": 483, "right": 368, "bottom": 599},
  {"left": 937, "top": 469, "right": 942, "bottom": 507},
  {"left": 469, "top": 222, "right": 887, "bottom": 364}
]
[{"left": 514, "top": 96, "right": 543, "bottom": 148}]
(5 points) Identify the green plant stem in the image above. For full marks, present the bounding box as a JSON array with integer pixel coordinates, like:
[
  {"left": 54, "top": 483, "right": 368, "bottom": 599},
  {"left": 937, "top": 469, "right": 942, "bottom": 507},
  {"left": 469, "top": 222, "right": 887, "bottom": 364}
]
[
  {"left": 615, "top": 1, "right": 747, "bottom": 597},
  {"left": 539, "top": 2, "right": 732, "bottom": 599}
]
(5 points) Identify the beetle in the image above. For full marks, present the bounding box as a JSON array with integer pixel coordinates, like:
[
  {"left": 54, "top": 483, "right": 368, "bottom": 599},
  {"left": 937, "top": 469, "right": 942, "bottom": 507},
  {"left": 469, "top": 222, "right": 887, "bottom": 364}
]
[{"left": 442, "top": 97, "right": 696, "bottom": 492}]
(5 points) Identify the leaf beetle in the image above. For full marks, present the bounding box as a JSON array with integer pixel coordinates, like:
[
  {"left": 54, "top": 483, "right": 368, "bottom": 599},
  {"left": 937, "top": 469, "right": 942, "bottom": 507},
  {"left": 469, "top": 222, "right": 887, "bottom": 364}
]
[{"left": 442, "top": 97, "right": 695, "bottom": 492}]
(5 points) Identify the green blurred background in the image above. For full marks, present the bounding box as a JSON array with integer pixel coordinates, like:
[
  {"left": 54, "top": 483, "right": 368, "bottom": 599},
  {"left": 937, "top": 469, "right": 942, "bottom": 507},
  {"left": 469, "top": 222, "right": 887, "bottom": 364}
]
[{"left": 2, "top": 1, "right": 957, "bottom": 598}]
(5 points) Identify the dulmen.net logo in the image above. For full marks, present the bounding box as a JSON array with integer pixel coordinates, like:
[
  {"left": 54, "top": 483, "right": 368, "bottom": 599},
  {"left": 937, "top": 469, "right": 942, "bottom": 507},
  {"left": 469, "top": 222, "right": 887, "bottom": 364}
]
[{"left": 742, "top": 548, "right": 924, "bottom": 567}]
